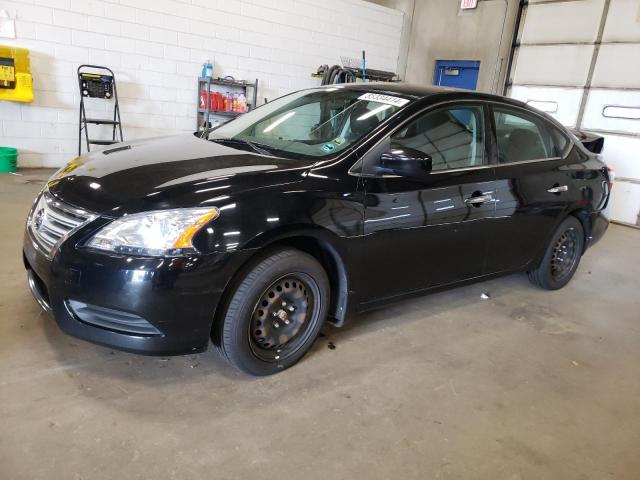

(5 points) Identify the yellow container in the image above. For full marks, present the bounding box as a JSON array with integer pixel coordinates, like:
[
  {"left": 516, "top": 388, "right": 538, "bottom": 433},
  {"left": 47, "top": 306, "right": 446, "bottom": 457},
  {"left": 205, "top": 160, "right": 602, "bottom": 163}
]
[{"left": 0, "top": 46, "right": 33, "bottom": 103}]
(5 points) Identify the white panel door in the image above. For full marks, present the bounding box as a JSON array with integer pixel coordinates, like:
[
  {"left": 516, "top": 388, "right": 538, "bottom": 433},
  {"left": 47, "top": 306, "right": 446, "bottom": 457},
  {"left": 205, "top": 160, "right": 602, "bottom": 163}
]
[
  {"left": 582, "top": 90, "right": 640, "bottom": 135},
  {"left": 591, "top": 44, "right": 640, "bottom": 89},
  {"left": 602, "top": 0, "right": 640, "bottom": 42},
  {"left": 609, "top": 182, "right": 640, "bottom": 226},
  {"left": 599, "top": 134, "right": 640, "bottom": 181},
  {"left": 508, "top": 0, "right": 640, "bottom": 226},
  {"left": 513, "top": 45, "right": 594, "bottom": 87},
  {"left": 510, "top": 85, "right": 583, "bottom": 126},
  {"left": 522, "top": 0, "right": 604, "bottom": 44}
]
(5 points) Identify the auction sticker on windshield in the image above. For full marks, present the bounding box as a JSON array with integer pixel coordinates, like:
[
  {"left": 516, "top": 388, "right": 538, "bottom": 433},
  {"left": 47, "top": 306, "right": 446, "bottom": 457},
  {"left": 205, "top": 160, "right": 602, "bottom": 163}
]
[{"left": 358, "top": 92, "right": 410, "bottom": 107}]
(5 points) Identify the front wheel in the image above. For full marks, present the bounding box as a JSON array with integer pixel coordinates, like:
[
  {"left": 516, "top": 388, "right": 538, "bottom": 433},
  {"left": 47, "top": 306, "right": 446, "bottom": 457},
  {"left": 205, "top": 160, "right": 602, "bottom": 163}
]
[
  {"left": 528, "top": 216, "right": 585, "bottom": 290},
  {"left": 217, "top": 248, "right": 329, "bottom": 375}
]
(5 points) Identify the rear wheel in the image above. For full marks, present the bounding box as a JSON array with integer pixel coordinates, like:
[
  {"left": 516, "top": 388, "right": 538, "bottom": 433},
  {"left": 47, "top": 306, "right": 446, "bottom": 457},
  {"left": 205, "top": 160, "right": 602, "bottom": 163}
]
[
  {"left": 527, "top": 216, "right": 584, "bottom": 290},
  {"left": 217, "top": 248, "right": 329, "bottom": 375}
]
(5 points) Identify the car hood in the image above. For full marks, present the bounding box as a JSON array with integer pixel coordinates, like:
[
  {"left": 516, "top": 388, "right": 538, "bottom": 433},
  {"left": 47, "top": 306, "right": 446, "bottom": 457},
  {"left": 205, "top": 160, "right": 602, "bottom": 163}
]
[{"left": 47, "top": 134, "right": 309, "bottom": 214}]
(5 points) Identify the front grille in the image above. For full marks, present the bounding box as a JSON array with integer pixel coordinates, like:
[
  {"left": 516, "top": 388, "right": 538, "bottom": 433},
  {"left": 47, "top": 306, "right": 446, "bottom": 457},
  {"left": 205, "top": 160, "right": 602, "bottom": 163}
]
[
  {"left": 67, "top": 300, "right": 162, "bottom": 336},
  {"left": 27, "top": 191, "right": 95, "bottom": 258}
]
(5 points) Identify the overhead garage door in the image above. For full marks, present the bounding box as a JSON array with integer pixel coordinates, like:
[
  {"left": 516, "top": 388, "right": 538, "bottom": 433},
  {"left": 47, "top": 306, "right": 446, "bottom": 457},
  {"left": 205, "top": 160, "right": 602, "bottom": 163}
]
[{"left": 507, "top": 0, "right": 640, "bottom": 227}]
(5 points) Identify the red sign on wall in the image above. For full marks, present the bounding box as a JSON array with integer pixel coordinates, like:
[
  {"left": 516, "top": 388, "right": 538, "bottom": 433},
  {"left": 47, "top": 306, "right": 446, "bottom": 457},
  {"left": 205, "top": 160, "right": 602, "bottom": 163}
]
[{"left": 461, "top": 0, "right": 478, "bottom": 9}]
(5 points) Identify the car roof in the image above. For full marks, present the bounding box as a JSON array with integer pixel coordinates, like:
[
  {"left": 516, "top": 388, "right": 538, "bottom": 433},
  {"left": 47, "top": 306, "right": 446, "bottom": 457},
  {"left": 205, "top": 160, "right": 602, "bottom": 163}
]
[
  {"left": 337, "top": 82, "right": 529, "bottom": 108},
  {"left": 339, "top": 82, "right": 456, "bottom": 98},
  {"left": 333, "top": 82, "right": 572, "bottom": 130}
]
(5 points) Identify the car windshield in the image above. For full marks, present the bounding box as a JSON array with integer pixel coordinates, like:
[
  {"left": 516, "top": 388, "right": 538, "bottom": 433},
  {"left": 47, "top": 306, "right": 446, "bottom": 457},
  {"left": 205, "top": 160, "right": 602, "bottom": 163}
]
[{"left": 206, "top": 87, "right": 411, "bottom": 160}]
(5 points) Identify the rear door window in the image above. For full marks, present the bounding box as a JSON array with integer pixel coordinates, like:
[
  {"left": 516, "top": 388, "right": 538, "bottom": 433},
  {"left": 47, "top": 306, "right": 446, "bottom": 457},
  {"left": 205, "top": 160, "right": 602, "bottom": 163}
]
[
  {"left": 548, "top": 125, "right": 570, "bottom": 157},
  {"left": 493, "top": 107, "right": 553, "bottom": 163}
]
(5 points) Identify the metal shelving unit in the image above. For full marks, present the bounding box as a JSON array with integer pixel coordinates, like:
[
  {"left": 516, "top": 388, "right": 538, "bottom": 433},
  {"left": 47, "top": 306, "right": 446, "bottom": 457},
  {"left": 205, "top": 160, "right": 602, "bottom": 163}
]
[{"left": 196, "top": 77, "right": 258, "bottom": 131}]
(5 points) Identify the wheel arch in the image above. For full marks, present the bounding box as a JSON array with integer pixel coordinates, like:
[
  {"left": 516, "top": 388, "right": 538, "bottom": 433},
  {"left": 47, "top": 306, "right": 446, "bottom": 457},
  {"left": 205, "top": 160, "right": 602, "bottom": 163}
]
[
  {"left": 211, "top": 227, "right": 351, "bottom": 345},
  {"left": 568, "top": 207, "right": 593, "bottom": 253},
  {"left": 529, "top": 206, "right": 593, "bottom": 271},
  {"left": 271, "top": 235, "right": 350, "bottom": 325}
]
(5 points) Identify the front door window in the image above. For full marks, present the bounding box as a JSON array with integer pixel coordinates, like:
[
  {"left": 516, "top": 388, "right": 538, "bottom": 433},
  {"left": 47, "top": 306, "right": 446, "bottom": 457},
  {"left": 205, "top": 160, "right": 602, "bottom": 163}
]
[{"left": 390, "top": 105, "right": 485, "bottom": 171}]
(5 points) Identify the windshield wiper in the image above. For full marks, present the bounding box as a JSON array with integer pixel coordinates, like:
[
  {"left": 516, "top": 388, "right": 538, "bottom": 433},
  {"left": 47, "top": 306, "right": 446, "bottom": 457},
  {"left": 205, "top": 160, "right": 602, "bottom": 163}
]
[
  {"left": 210, "top": 138, "right": 274, "bottom": 156},
  {"left": 199, "top": 127, "right": 213, "bottom": 138}
]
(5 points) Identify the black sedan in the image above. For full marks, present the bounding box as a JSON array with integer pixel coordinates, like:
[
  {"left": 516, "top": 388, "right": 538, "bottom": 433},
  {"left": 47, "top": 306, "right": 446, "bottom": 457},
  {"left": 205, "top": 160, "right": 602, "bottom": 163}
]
[{"left": 23, "top": 84, "right": 611, "bottom": 375}]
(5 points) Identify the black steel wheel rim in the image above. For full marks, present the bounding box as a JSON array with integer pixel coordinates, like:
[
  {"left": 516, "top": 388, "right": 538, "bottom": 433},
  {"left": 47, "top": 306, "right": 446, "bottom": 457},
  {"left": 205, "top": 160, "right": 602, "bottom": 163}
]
[
  {"left": 248, "top": 273, "right": 320, "bottom": 362},
  {"left": 550, "top": 227, "right": 579, "bottom": 281}
]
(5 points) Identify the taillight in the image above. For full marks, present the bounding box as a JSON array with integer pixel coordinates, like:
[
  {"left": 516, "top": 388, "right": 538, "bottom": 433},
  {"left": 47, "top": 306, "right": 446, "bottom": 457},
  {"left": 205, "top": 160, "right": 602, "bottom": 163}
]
[{"left": 607, "top": 166, "right": 615, "bottom": 190}]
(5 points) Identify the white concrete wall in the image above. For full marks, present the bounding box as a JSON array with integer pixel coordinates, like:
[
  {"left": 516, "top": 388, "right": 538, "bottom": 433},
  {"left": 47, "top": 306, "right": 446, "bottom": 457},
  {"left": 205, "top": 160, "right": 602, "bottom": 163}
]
[{"left": 0, "top": 0, "right": 403, "bottom": 167}]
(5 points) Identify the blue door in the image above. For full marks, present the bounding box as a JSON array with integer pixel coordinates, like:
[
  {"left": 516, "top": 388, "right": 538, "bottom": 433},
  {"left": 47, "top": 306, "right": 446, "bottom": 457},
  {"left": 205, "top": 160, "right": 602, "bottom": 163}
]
[{"left": 434, "top": 60, "right": 480, "bottom": 90}]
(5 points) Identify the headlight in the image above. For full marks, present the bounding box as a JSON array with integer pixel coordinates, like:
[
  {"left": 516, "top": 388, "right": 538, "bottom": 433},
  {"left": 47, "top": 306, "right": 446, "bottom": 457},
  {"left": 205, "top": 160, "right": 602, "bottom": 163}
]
[{"left": 87, "top": 207, "right": 219, "bottom": 256}]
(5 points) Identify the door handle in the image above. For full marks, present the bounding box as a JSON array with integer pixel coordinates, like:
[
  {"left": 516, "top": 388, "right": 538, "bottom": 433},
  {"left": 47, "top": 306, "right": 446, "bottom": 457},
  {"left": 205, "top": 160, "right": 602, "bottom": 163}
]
[
  {"left": 464, "top": 194, "right": 493, "bottom": 205},
  {"left": 547, "top": 185, "right": 568, "bottom": 193}
]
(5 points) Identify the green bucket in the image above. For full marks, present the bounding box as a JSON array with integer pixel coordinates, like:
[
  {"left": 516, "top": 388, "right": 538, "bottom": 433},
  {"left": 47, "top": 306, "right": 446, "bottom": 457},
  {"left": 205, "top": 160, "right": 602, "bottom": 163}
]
[{"left": 0, "top": 147, "right": 18, "bottom": 173}]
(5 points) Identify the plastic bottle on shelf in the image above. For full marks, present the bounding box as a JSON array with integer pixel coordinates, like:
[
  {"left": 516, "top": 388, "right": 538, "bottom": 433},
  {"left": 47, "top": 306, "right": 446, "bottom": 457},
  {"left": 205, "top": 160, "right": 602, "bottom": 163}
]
[
  {"left": 225, "top": 92, "right": 232, "bottom": 112},
  {"left": 201, "top": 60, "right": 213, "bottom": 78},
  {"left": 209, "top": 91, "right": 218, "bottom": 111},
  {"left": 199, "top": 88, "right": 208, "bottom": 110},
  {"left": 238, "top": 92, "right": 248, "bottom": 112}
]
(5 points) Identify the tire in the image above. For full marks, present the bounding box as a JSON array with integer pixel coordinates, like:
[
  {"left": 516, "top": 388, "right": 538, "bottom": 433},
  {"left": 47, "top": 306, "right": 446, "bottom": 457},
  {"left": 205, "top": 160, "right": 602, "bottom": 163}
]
[
  {"left": 217, "top": 248, "right": 329, "bottom": 375},
  {"left": 527, "top": 216, "right": 585, "bottom": 290}
]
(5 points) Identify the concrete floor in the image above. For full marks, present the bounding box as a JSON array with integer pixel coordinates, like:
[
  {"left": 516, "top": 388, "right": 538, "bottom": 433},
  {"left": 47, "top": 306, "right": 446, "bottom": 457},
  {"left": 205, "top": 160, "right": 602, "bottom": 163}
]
[{"left": 1, "top": 169, "right": 639, "bottom": 480}]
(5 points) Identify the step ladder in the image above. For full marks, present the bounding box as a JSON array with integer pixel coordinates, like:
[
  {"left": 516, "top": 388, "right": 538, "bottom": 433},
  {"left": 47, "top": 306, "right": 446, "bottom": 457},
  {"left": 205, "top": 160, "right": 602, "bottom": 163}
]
[{"left": 77, "top": 65, "right": 123, "bottom": 155}]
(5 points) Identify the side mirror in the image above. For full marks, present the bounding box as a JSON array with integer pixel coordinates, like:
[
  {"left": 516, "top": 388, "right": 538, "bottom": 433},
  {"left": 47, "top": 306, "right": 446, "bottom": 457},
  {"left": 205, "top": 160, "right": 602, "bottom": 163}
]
[{"left": 380, "top": 147, "right": 432, "bottom": 178}]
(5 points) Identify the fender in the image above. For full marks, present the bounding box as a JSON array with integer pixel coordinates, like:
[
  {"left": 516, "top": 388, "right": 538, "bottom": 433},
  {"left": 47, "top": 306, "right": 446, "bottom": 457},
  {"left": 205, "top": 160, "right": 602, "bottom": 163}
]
[{"left": 240, "top": 224, "right": 355, "bottom": 325}]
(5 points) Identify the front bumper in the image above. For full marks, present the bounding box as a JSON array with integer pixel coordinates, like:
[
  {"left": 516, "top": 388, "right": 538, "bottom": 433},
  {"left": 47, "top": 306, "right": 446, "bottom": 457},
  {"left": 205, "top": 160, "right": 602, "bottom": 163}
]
[{"left": 23, "top": 230, "right": 255, "bottom": 355}]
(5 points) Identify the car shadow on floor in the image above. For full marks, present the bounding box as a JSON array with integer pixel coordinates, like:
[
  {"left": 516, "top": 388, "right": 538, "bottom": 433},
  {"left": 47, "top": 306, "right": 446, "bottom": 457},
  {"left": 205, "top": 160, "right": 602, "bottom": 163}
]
[
  {"left": 29, "top": 270, "right": 560, "bottom": 419},
  {"left": 38, "top": 271, "right": 533, "bottom": 390},
  {"left": 319, "top": 272, "right": 533, "bottom": 343}
]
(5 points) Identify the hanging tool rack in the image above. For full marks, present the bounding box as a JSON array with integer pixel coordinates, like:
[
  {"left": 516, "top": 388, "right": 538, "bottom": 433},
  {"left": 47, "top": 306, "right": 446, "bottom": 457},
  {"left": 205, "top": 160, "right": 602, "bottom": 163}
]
[{"left": 313, "top": 53, "right": 398, "bottom": 85}]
